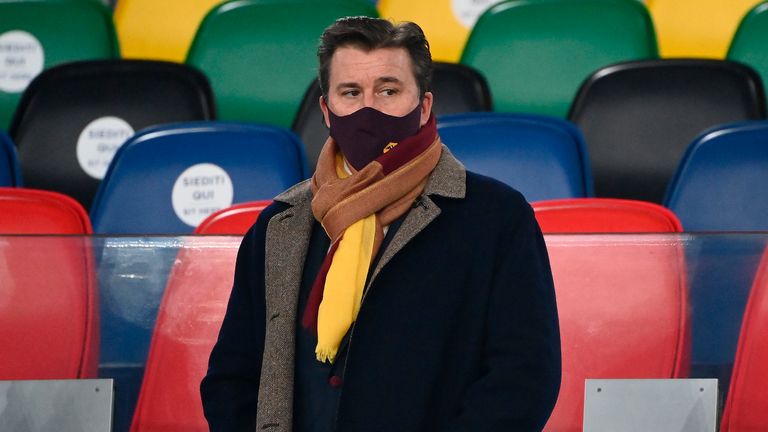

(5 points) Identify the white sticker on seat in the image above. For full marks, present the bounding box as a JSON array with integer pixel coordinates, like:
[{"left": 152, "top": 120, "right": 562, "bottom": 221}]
[
  {"left": 77, "top": 116, "right": 135, "bottom": 179},
  {"left": 0, "top": 30, "right": 44, "bottom": 93},
  {"left": 172, "top": 163, "right": 234, "bottom": 227},
  {"left": 451, "top": 0, "right": 500, "bottom": 28}
]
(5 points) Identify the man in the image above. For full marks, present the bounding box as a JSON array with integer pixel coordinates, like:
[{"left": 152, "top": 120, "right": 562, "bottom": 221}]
[{"left": 201, "top": 17, "right": 561, "bottom": 432}]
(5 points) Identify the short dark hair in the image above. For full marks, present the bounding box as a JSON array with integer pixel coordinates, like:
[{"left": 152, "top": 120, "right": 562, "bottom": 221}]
[{"left": 317, "top": 17, "right": 432, "bottom": 100}]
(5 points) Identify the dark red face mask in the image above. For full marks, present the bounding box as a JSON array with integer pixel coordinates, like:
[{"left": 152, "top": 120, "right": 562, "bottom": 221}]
[{"left": 328, "top": 104, "right": 422, "bottom": 170}]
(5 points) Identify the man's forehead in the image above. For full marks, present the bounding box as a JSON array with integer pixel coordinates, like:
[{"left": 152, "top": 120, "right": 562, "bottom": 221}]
[{"left": 328, "top": 46, "right": 415, "bottom": 84}]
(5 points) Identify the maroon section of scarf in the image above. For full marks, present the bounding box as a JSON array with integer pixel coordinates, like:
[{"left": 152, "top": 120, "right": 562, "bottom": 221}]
[
  {"left": 301, "top": 241, "right": 340, "bottom": 333},
  {"left": 376, "top": 113, "right": 437, "bottom": 175}
]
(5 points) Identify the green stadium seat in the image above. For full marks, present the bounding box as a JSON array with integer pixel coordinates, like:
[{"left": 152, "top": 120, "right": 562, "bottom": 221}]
[
  {"left": 186, "top": 0, "right": 377, "bottom": 128},
  {"left": 460, "top": 0, "right": 657, "bottom": 117},
  {"left": 728, "top": 2, "right": 768, "bottom": 102}
]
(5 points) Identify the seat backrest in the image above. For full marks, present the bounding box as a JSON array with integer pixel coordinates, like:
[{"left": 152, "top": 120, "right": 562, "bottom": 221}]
[
  {"left": 0, "top": 132, "right": 21, "bottom": 186},
  {"left": 543, "top": 234, "right": 689, "bottom": 431},
  {"left": 648, "top": 0, "right": 763, "bottom": 58},
  {"left": 533, "top": 198, "right": 682, "bottom": 233},
  {"left": 9, "top": 60, "right": 216, "bottom": 211},
  {"left": 721, "top": 248, "right": 768, "bottom": 432},
  {"left": 129, "top": 237, "right": 240, "bottom": 432},
  {"left": 194, "top": 200, "right": 271, "bottom": 234},
  {"left": 0, "top": 0, "right": 118, "bottom": 128},
  {"left": 291, "top": 62, "right": 492, "bottom": 172},
  {"left": 377, "top": 0, "right": 499, "bottom": 62},
  {"left": 728, "top": 2, "right": 768, "bottom": 103},
  {"left": 665, "top": 121, "right": 768, "bottom": 231},
  {"left": 437, "top": 112, "right": 592, "bottom": 201},
  {"left": 186, "top": 0, "right": 377, "bottom": 128},
  {"left": 115, "top": 0, "right": 226, "bottom": 62},
  {"left": 0, "top": 187, "right": 97, "bottom": 379},
  {"left": 0, "top": 187, "right": 92, "bottom": 234},
  {"left": 461, "top": 0, "right": 657, "bottom": 117},
  {"left": 569, "top": 59, "right": 766, "bottom": 203},
  {"left": 90, "top": 122, "right": 306, "bottom": 234}
]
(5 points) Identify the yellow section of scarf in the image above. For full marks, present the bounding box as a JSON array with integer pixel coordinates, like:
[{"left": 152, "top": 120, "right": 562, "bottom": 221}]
[{"left": 315, "top": 155, "right": 377, "bottom": 363}]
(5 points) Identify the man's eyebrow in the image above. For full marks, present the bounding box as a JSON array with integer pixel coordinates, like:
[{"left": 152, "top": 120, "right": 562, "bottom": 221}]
[
  {"left": 335, "top": 82, "right": 361, "bottom": 90},
  {"left": 376, "top": 76, "right": 403, "bottom": 85}
]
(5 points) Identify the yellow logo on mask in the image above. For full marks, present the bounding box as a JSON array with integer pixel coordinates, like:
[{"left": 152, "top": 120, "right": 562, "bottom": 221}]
[{"left": 383, "top": 142, "right": 398, "bottom": 153}]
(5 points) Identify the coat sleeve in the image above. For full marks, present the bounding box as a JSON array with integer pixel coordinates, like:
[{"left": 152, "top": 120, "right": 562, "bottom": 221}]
[
  {"left": 445, "top": 202, "right": 562, "bottom": 432},
  {"left": 200, "top": 215, "right": 270, "bottom": 432}
]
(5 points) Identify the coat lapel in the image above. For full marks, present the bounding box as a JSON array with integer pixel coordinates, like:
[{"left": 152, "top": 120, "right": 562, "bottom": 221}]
[
  {"left": 367, "top": 146, "right": 466, "bottom": 290},
  {"left": 256, "top": 181, "right": 314, "bottom": 432}
]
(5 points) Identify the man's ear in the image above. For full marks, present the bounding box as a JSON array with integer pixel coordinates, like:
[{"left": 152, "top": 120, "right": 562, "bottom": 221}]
[
  {"left": 420, "top": 92, "right": 434, "bottom": 127},
  {"left": 319, "top": 95, "right": 331, "bottom": 128}
]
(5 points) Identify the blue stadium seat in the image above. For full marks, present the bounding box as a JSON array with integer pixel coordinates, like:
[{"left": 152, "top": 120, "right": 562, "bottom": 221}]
[
  {"left": 665, "top": 121, "right": 768, "bottom": 231},
  {"left": 0, "top": 132, "right": 21, "bottom": 186},
  {"left": 437, "top": 113, "right": 593, "bottom": 202},
  {"left": 90, "top": 121, "right": 306, "bottom": 432},
  {"left": 665, "top": 121, "right": 768, "bottom": 386},
  {"left": 90, "top": 121, "right": 307, "bottom": 234}
]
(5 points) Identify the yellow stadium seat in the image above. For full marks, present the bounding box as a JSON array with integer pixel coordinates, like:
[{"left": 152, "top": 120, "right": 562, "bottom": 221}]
[
  {"left": 647, "top": 0, "right": 763, "bottom": 58},
  {"left": 378, "top": 0, "right": 502, "bottom": 62},
  {"left": 114, "top": 0, "right": 226, "bottom": 62}
]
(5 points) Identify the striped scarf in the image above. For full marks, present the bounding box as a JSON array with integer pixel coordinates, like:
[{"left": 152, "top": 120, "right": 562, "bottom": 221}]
[{"left": 303, "top": 114, "right": 442, "bottom": 363}]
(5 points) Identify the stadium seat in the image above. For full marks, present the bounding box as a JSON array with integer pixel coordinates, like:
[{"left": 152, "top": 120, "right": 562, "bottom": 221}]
[
  {"left": 90, "top": 119, "right": 303, "bottom": 428},
  {"left": 648, "top": 0, "right": 763, "bottom": 58},
  {"left": 665, "top": 121, "right": 768, "bottom": 383},
  {"left": 292, "top": 62, "right": 492, "bottom": 171},
  {"left": 569, "top": 59, "right": 766, "bottom": 203},
  {"left": 186, "top": 0, "right": 377, "bottom": 128},
  {"left": 461, "top": 0, "right": 657, "bottom": 117},
  {"left": 0, "top": 187, "right": 97, "bottom": 379},
  {"left": 0, "top": 132, "right": 21, "bottom": 186},
  {"left": 90, "top": 121, "right": 306, "bottom": 234},
  {"left": 437, "top": 113, "right": 592, "bottom": 202},
  {"left": 115, "top": 0, "right": 226, "bottom": 62},
  {"left": 533, "top": 198, "right": 682, "bottom": 233},
  {"left": 194, "top": 200, "right": 271, "bottom": 235},
  {"left": 728, "top": 2, "right": 768, "bottom": 102},
  {"left": 377, "top": 0, "right": 496, "bottom": 62},
  {"left": 0, "top": 0, "right": 118, "bottom": 128},
  {"left": 9, "top": 60, "right": 216, "bottom": 210},
  {"left": 721, "top": 248, "right": 768, "bottom": 432},
  {"left": 129, "top": 237, "right": 239, "bottom": 432},
  {"left": 534, "top": 197, "right": 686, "bottom": 430},
  {"left": 543, "top": 231, "right": 689, "bottom": 430},
  {"left": 665, "top": 121, "right": 768, "bottom": 231},
  {"left": 0, "top": 187, "right": 91, "bottom": 234}
]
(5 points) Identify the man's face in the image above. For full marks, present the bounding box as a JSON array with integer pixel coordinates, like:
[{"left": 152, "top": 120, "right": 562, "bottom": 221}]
[{"left": 320, "top": 46, "right": 433, "bottom": 127}]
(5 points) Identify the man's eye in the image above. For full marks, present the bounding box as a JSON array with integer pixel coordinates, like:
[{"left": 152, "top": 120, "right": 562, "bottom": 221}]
[
  {"left": 342, "top": 90, "right": 360, "bottom": 97},
  {"left": 381, "top": 88, "right": 398, "bottom": 96}
]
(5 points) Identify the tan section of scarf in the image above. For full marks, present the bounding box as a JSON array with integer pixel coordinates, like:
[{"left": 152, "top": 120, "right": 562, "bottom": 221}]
[{"left": 311, "top": 137, "right": 443, "bottom": 243}]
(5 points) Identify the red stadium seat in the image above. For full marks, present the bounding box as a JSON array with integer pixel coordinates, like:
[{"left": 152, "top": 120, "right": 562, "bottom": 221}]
[
  {"left": 721, "top": 249, "right": 768, "bottom": 432},
  {"left": 130, "top": 238, "right": 239, "bottom": 431},
  {"left": 541, "top": 199, "right": 689, "bottom": 431},
  {"left": 194, "top": 200, "right": 271, "bottom": 235},
  {"left": 0, "top": 187, "right": 92, "bottom": 234},
  {"left": 533, "top": 198, "right": 682, "bottom": 233},
  {"left": 0, "top": 187, "right": 97, "bottom": 379}
]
